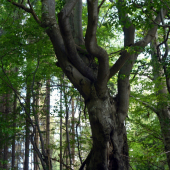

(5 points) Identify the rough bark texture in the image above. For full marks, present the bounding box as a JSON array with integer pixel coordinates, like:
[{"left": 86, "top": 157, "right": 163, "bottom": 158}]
[{"left": 86, "top": 88, "right": 128, "bottom": 170}]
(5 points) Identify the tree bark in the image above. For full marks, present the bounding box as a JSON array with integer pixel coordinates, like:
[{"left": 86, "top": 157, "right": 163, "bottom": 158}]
[
  {"left": 64, "top": 83, "right": 72, "bottom": 167},
  {"left": 45, "top": 79, "right": 51, "bottom": 169},
  {"left": 24, "top": 80, "right": 31, "bottom": 170},
  {"left": 34, "top": 82, "right": 40, "bottom": 170},
  {"left": 60, "top": 78, "right": 63, "bottom": 170},
  {"left": 12, "top": 93, "right": 17, "bottom": 169},
  {"left": 71, "top": 98, "right": 75, "bottom": 165},
  {"left": 151, "top": 38, "right": 170, "bottom": 169},
  {"left": 84, "top": 88, "right": 129, "bottom": 170}
]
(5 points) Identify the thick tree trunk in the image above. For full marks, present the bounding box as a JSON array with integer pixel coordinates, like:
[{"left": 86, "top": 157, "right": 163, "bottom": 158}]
[{"left": 86, "top": 90, "right": 129, "bottom": 170}]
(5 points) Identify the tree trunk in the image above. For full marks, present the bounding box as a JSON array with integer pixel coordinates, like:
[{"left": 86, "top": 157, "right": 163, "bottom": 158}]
[
  {"left": 73, "top": 0, "right": 84, "bottom": 46},
  {"left": 24, "top": 81, "right": 31, "bottom": 170},
  {"left": 85, "top": 89, "right": 129, "bottom": 170},
  {"left": 45, "top": 79, "right": 51, "bottom": 169},
  {"left": 0, "top": 94, "right": 5, "bottom": 169},
  {"left": 60, "top": 79, "right": 63, "bottom": 170},
  {"left": 71, "top": 98, "right": 75, "bottom": 165},
  {"left": 157, "top": 109, "right": 170, "bottom": 168},
  {"left": 34, "top": 82, "right": 40, "bottom": 170},
  {"left": 151, "top": 38, "right": 170, "bottom": 169},
  {"left": 3, "top": 143, "right": 8, "bottom": 169},
  {"left": 12, "top": 93, "right": 17, "bottom": 169},
  {"left": 3, "top": 90, "right": 11, "bottom": 169}
]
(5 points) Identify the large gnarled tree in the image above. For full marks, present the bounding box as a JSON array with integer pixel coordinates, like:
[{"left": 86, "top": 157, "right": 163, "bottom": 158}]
[{"left": 7, "top": 0, "right": 168, "bottom": 169}]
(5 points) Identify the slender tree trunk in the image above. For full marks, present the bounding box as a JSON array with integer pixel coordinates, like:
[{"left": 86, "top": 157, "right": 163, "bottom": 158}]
[
  {"left": 45, "top": 79, "right": 51, "bottom": 169},
  {"left": 0, "top": 148, "right": 2, "bottom": 169},
  {"left": 151, "top": 39, "right": 170, "bottom": 168},
  {"left": 71, "top": 98, "right": 75, "bottom": 165},
  {"left": 12, "top": 93, "right": 17, "bottom": 169},
  {"left": 3, "top": 144, "right": 8, "bottom": 169},
  {"left": 60, "top": 79, "right": 63, "bottom": 170},
  {"left": 64, "top": 85, "right": 72, "bottom": 167},
  {"left": 34, "top": 127, "right": 39, "bottom": 170},
  {"left": 24, "top": 81, "right": 31, "bottom": 170},
  {"left": 34, "top": 82, "right": 40, "bottom": 170},
  {"left": 3, "top": 91, "right": 11, "bottom": 169},
  {"left": 0, "top": 94, "right": 5, "bottom": 169}
]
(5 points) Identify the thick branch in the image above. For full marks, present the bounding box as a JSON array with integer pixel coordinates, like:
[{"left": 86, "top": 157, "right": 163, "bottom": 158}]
[
  {"left": 42, "top": 0, "right": 90, "bottom": 99},
  {"left": 8, "top": 0, "right": 41, "bottom": 25},
  {"left": 58, "top": 0, "right": 96, "bottom": 82},
  {"left": 160, "top": 8, "right": 170, "bottom": 93},
  {"left": 85, "top": 0, "right": 110, "bottom": 97},
  {"left": 135, "top": 9, "right": 167, "bottom": 48},
  {"left": 113, "top": 0, "right": 136, "bottom": 123},
  {"left": 46, "top": 26, "right": 91, "bottom": 99},
  {"left": 130, "top": 95, "right": 158, "bottom": 114},
  {"left": 8, "top": 0, "right": 31, "bottom": 12},
  {"left": 98, "top": 0, "right": 105, "bottom": 12},
  {"left": 110, "top": 0, "right": 135, "bottom": 79},
  {"left": 41, "top": 0, "right": 56, "bottom": 27},
  {"left": 109, "top": 51, "right": 132, "bottom": 79},
  {"left": 109, "top": 9, "right": 167, "bottom": 79}
]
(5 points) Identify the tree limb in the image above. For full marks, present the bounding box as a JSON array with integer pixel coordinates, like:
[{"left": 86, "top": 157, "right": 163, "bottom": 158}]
[
  {"left": 110, "top": 8, "right": 167, "bottom": 79},
  {"left": 58, "top": 0, "right": 96, "bottom": 82},
  {"left": 109, "top": 0, "right": 135, "bottom": 80},
  {"left": 135, "top": 9, "right": 167, "bottom": 48},
  {"left": 98, "top": 0, "right": 106, "bottom": 12},
  {"left": 160, "top": 8, "right": 170, "bottom": 94},
  {"left": 8, "top": 0, "right": 41, "bottom": 25},
  {"left": 130, "top": 95, "right": 158, "bottom": 114},
  {"left": 85, "top": 0, "right": 110, "bottom": 97}
]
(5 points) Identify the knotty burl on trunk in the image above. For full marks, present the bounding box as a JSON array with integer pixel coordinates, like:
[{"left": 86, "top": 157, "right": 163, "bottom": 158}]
[{"left": 8, "top": 0, "right": 168, "bottom": 169}]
